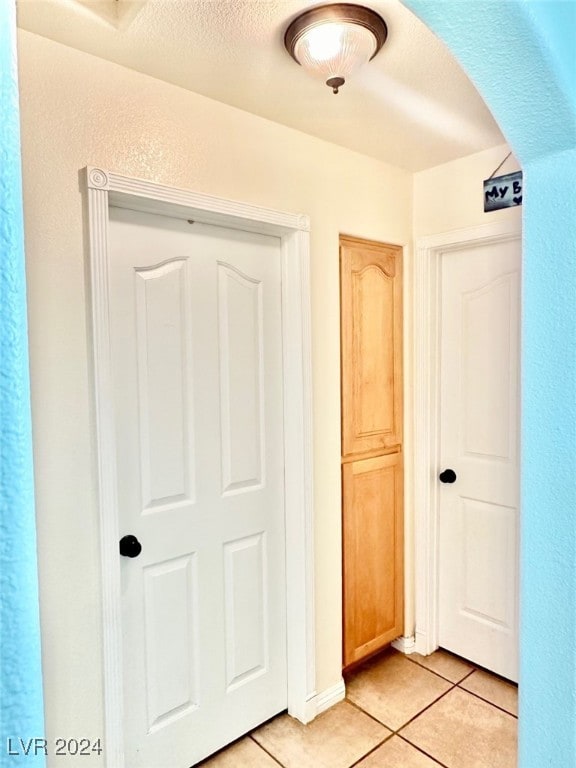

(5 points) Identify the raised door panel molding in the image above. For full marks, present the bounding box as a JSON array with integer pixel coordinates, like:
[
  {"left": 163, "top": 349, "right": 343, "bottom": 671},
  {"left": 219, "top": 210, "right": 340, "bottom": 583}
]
[
  {"left": 217, "top": 263, "right": 265, "bottom": 496},
  {"left": 143, "top": 554, "right": 199, "bottom": 732},
  {"left": 342, "top": 452, "right": 404, "bottom": 667},
  {"left": 223, "top": 533, "right": 268, "bottom": 691},
  {"left": 135, "top": 258, "right": 195, "bottom": 512},
  {"left": 340, "top": 236, "right": 403, "bottom": 458}
]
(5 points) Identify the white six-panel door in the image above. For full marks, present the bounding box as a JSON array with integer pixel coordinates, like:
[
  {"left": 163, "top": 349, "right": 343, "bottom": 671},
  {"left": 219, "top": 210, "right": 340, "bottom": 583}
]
[
  {"left": 108, "top": 207, "right": 287, "bottom": 767},
  {"left": 438, "top": 237, "right": 521, "bottom": 682}
]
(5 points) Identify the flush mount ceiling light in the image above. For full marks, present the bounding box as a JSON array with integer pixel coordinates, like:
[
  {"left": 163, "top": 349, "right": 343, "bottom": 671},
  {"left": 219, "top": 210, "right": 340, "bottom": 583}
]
[{"left": 284, "top": 3, "right": 387, "bottom": 94}]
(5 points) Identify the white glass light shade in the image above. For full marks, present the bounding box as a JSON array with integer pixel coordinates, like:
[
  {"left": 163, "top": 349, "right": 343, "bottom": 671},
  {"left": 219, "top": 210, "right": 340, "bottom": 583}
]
[
  {"left": 293, "top": 21, "right": 377, "bottom": 85},
  {"left": 285, "top": 5, "right": 387, "bottom": 94}
]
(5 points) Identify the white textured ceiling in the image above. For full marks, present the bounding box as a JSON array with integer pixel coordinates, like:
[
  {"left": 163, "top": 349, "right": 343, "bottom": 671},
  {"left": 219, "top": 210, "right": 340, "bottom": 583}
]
[{"left": 16, "top": 0, "right": 505, "bottom": 171}]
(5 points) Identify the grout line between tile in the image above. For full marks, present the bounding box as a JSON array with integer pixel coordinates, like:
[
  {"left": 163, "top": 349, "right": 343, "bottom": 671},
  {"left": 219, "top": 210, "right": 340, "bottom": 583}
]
[
  {"left": 464, "top": 660, "right": 519, "bottom": 688},
  {"left": 248, "top": 734, "right": 287, "bottom": 767},
  {"left": 396, "top": 733, "right": 451, "bottom": 768},
  {"left": 404, "top": 653, "right": 476, "bottom": 686},
  {"left": 458, "top": 667, "right": 477, "bottom": 684},
  {"left": 455, "top": 683, "right": 518, "bottom": 719},
  {"left": 346, "top": 680, "right": 518, "bottom": 766},
  {"left": 405, "top": 652, "right": 519, "bottom": 718},
  {"left": 393, "top": 682, "right": 458, "bottom": 733},
  {"left": 346, "top": 680, "right": 458, "bottom": 737},
  {"left": 207, "top": 651, "right": 517, "bottom": 768},
  {"left": 343, "top": 696, "right": 454, "bottom": 768},
  {"left": 348, "top": 732, "right": 395, "bottom": 768},
  {"left": 345, "top": 696, "right": 398, "bottom": 731}
]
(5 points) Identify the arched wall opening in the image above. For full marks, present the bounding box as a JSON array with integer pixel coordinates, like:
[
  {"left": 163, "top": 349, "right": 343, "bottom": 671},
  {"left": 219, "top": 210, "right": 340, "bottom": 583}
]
[
  {"left": 404, "top": 3, "right": 576, "bottom": 766},
  {"left": 1, "top": 3, "right": 575, "bottom": 768}
]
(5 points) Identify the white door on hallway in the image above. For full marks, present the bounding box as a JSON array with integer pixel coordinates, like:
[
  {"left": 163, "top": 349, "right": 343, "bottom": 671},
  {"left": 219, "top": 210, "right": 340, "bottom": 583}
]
[
  {"left": 108, "top": 207, "right": 287, "bottom": 767},
  {"left": 438, "top": 235, "right": 521, "bottom": 682}
]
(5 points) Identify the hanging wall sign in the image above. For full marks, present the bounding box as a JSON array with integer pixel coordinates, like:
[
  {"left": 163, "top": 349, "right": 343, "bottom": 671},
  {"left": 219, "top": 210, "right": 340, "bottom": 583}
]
[{"left": 484, "top": 170, "right": 523, "bottom": 212}]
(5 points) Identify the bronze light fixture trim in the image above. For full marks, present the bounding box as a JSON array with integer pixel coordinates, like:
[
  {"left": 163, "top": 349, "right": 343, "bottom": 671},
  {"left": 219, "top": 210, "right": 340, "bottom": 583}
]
[{"left": 284, "top": 3, "right": 388, "bottom": 93}]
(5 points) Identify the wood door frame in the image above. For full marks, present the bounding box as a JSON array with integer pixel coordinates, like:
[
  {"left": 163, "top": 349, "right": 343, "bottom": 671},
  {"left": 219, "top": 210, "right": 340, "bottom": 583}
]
[
  {"left": 85, "top": 167, "right": 316, "bottom": 767},
  {"left": 412, "top": 219, "right": 521, "bottom": 656}
]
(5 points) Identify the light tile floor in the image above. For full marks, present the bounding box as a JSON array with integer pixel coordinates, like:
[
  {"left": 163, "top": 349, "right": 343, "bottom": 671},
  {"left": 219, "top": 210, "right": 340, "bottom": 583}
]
[{"left": 197, "top": 649, "right": 518, "bottom": 768}]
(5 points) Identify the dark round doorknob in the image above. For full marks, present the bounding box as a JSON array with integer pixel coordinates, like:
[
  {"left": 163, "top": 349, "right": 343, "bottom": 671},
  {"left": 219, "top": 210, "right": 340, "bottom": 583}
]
[
  {"left": 439, "top": 468, "right": 457, "bottom": 484},
  {"left": 119, "top": 534, "right": 142, "bottom": 558}
]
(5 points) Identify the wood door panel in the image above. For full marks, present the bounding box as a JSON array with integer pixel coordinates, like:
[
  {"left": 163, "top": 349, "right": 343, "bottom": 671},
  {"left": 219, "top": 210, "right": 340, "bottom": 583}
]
[
  {"left": 340, "top": 236, "right": 402, "bottom": 458},
  {"left": 343, "top": 453, "right": 404, "bottom": 667}
]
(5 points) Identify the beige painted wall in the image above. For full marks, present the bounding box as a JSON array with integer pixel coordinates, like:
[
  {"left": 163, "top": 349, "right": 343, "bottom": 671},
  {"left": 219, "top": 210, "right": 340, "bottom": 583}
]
[
  {"left": 17, "top": 30, "right": 412, "bottom": 761},
  {"left": 414, "top": 143, "right": 522, "bottom": 238}
]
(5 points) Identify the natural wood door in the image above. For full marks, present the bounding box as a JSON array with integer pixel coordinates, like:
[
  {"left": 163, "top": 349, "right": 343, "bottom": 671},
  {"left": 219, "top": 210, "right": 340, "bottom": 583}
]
[
  {"left": 342, "top": 452, "right": 404, "bottom": 667},
  {"left": 109, "top": 207, "right": 287, "bottom": 767},
  {"left": 340, "top": 235, "right": 404, "bottom": 668},
  {"left": 340, "top": 236, "right": 402, "bottom": 459},
  {"left": 438, "top": 238, "right": 521, "bottom": 681}
]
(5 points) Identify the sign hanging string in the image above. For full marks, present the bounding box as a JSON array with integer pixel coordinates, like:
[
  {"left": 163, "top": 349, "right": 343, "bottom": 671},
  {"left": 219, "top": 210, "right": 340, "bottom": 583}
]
[{"left": 487, "top": 151, "right": 512, "bottom": 180}]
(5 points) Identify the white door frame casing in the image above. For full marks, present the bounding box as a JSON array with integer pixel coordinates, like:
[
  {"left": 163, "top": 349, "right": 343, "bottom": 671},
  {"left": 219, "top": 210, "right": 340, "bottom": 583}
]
[
  {"left": 85, "top": 167, "right": 316, "bottom": 767},
  {"left": 412, "top": 219, "right": 521, "bottom": 657}
]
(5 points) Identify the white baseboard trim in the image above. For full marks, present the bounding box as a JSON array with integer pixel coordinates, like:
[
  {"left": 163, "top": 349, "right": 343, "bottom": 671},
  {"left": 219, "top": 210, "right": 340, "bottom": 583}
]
[
  {"left": 392, "top": 635, "right": 417, "bottom": 654},
  {"left": 414, "top": 629, "right": 437, "bottom": 656},
  {"left": 304, "top": 678, "right": 346, "bottom": 720}
]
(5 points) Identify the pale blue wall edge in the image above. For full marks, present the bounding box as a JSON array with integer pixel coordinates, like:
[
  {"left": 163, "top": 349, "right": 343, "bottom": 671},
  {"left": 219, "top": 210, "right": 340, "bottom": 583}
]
[
  {"left": 403, "top": 1, "right": 576, "bottom": 766},
  {"left": 2, "top": 2, "right": 575, "bottom": 767},
  {"left": 523, "top": 0, "right": 576, "bottom": 103},
  {"left": 402, "top": 0, "right": 576, "bottom": 164},
  {"left": 520, "top": 149, "right": 576, "bottom": 767},
  {"left": 0, "top": 2, "right": 45, "bottom": 766}
]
